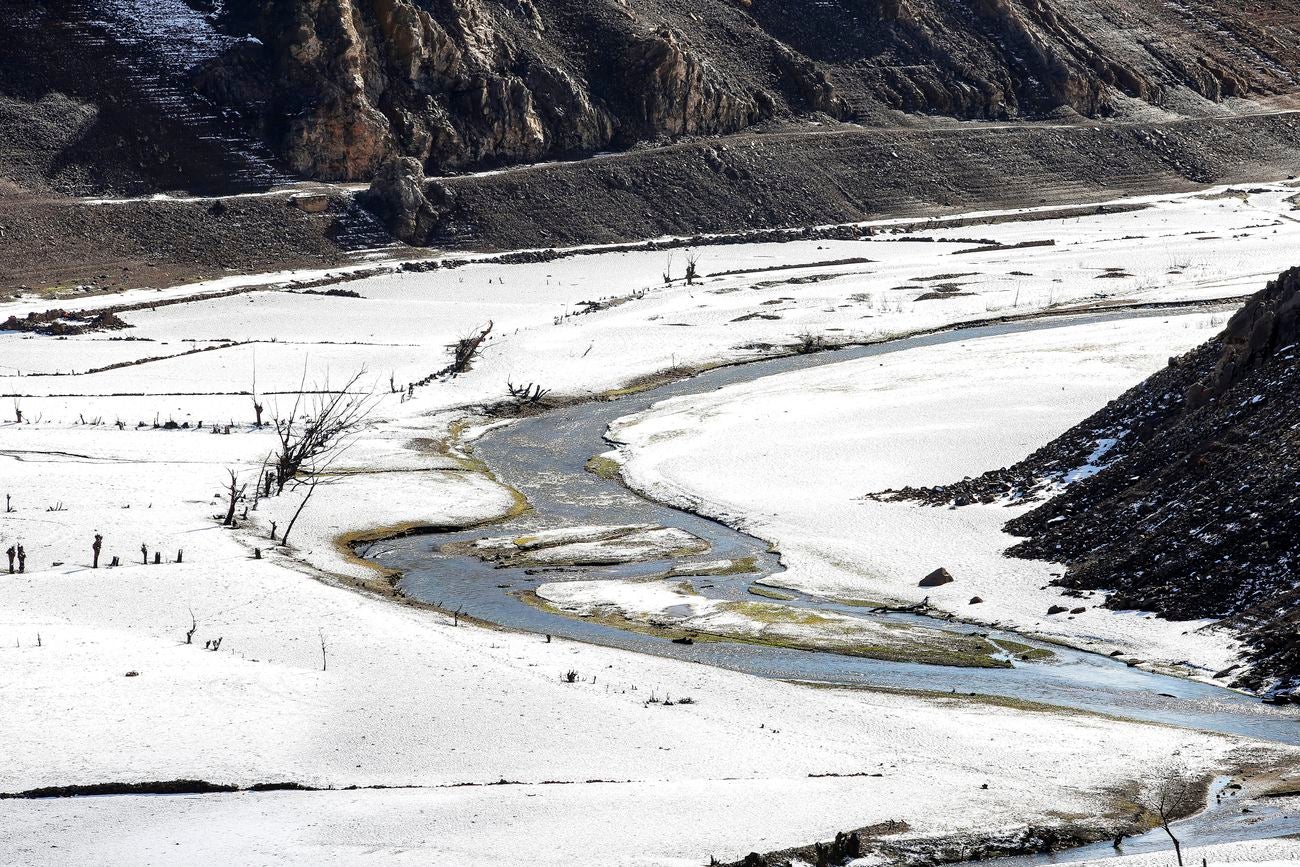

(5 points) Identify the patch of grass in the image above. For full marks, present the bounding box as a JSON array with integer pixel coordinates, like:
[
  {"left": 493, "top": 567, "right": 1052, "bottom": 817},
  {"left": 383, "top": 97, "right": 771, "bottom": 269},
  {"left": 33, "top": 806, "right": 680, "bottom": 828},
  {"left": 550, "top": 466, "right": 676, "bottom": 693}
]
[
  {"left": 521, "top": 592, "right": 1008, "bottom": 667},
  {"left": 518, "top": 590, "right": 726, "bottom": 644},
  {"left": 600, "top": 366, "right": 702, "bottom": 399},
  {"left": 501, "top": 486, "right": 531, "bottom": 520},
  {"left": 727, "top": 600, "right": 833, "bottom": 626},
  {"left": 338, "top": 419, "right": 531, "bottom": 579},
  {"left": 793, "top": 682, "right": 1105, "bottom": 718},
  {"left": 669, "top": 556, "right": 759, "bottom": 578},
  {"left": 747, "top": 584, "right": 796, "bottom": 601},
  {"left": 760, "top": 632, "right": 1011, "bottom": 669},
  {"left": 584, "top": 455, "right": 623, "bottom": 481},
  {"left": 666, "top": 541, "right": 712, "bottom": 559}
]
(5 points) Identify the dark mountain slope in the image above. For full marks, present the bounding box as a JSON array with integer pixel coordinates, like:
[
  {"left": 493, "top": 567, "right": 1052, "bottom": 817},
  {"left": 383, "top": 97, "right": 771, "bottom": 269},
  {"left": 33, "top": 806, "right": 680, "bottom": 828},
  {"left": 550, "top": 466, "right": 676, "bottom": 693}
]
[
  {"left": 202, "top": 0, "right": 1300, "bottom": 180},
  {"left": 0, "top": 0, "right": 290, "bottom": 196},
  {"left": 885, "top": 269, "right": 1300, "bottom": 692}
]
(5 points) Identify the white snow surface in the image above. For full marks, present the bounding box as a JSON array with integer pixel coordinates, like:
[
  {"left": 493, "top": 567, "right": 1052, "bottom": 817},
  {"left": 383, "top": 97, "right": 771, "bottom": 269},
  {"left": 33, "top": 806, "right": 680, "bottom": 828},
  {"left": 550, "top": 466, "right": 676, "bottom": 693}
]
[
  {"left": 609, "top": 315, "right": 1241, "bottom": 673},
  {"left": 1053, "top": 840, "right": 1300, "bottom": 866},
  {"left": 4, "top": 183, "right": 1299, "bottom": 863}
]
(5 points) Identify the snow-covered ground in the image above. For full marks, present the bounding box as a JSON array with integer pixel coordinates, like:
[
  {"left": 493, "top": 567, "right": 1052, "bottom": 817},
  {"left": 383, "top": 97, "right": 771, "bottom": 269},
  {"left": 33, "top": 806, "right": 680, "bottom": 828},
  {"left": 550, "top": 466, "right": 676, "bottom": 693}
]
[
  {"left": 467, "top": 523, "right": 708, "bottom": 566},
  {"left": 537, "top": 577, "right": 1014, "bottom": 667},
  {"left": 1053, "top": 840, "right": 1300, "bottom": 866},
  {"left": 7, "top": 184, "right": 1297, "bottom": 583},
  {"left": 4, "top": 183, "right": 1300, "bottom": 863},
  {"left": 608, "top": 314, "right": 1242, "bottom": 674}
]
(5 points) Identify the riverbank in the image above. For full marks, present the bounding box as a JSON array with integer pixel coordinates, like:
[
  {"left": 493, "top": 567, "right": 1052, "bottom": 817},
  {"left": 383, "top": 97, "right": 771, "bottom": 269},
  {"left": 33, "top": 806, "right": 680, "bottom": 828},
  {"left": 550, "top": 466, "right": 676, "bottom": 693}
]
[
  {"left": 6, "top": 183, "right": 1300, "bottom": 863},
  {"left": 606, "top": 312, "right": 1243, "bottom": 676}
]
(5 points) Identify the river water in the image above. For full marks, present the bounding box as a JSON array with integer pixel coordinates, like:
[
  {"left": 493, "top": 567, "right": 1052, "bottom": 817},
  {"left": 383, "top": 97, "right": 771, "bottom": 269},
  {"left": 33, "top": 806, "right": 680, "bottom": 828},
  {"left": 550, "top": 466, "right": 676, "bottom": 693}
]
[{"left": 365, "top": 309, "right": 1299, "bottom": 860}]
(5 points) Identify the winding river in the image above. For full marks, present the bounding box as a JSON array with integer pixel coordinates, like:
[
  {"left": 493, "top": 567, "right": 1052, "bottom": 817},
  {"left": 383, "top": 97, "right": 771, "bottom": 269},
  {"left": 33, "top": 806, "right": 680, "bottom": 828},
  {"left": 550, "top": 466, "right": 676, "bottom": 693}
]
[{"left": 363, "top": 308, "right": 1300, "bottom": 861}]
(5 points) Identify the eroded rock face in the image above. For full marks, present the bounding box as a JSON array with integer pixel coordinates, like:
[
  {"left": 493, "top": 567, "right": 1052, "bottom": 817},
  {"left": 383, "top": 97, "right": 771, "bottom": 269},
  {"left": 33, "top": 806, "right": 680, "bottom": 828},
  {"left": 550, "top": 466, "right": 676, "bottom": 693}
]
[
  {"left": 360, "top": 156, "right": 444, "bottom": 243},
  {"left": 1185, "top": 267, "right": 1300, "bottom": 408},
  {"left": 620, "top": 28, "right": 767, "bottom": 138},
  {"left": 201, "top": 0, "right": 1300, "bottom": 180},
  {"left": 204, "top": 0, "right": 616, "bottom": 179},
  {"left": 773, "top": 45, "right": 847, "bottom": 118}
]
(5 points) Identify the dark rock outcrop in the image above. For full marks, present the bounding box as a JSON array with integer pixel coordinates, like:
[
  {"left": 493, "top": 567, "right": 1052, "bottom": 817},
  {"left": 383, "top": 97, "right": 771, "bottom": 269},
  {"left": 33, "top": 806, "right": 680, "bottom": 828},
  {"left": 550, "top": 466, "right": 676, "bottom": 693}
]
[
  {"left": 885, "top": 267, "right": 1300, "bottom": 689},
  {"left": 1184, "top": 269, "right": 1300, "bottom": 408},
  {"left": 360, "top": 156, "right": 448, "bottom": 243},
  {"left": 920, "top": 567, "right": 955, "bottom": 587}
]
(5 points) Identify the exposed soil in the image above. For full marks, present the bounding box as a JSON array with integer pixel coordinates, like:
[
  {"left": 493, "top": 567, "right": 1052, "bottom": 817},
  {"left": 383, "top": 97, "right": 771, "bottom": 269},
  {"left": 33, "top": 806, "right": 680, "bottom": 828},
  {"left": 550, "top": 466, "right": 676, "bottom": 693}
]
[
  {"left": 0, "top": 194, "right": 367, "bottom": 295},
  {"left": 0, "top": 0, "right": 288, "bottom": 197},
  {"left": 412, "top": 112, "right": 1300, "bottom": 249}
]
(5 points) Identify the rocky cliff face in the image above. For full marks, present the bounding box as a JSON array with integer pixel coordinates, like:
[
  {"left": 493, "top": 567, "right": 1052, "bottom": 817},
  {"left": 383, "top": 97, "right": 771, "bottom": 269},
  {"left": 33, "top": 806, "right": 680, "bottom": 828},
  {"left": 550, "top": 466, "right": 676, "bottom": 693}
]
[
  {"left": 198, "top": 0, "right": 1300, "bottom": 181},
  {"left": 201, "top": 0, "right": 768, "bottom": 179}
]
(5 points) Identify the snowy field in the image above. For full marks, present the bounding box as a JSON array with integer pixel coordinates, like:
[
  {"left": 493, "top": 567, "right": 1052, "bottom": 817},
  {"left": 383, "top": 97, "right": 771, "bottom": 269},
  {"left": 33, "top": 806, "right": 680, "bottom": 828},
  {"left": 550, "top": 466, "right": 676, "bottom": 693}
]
[
  {"left": 1054, "top": 840, "right": 1300, "bottom": 867},
  {"left": 4, "top": 183, "right": 1300, "bottom": 864},
  {"left": 607, "top": 314, "right": 1242, "bottom": 674}
]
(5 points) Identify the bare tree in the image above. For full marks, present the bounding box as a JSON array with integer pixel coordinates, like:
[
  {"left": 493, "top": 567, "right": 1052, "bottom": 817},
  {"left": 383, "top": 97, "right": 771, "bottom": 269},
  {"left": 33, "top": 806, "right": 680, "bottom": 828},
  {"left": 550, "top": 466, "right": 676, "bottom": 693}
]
[
  {"left": 11, "top": 399, "right": 21, "bottom": 424},
  {"left": 439, "top": 321, "right": 493, "bottom": 377},
  {"left": 662, "top": 252, "right": 675, "bottom": 285},
  {"left": 251, "top": 352, "right": 264, "bottom": 428},
  {"left": 684, "top": 250, "right": 701, "bottom": 285},
  {"left": 319, "top": 628, "right": 328, "bottom": 672},
  {"left": 795, "top": 331, "right": 826, "bottom": 354},
  {"left": 271, "top": 368, "right": 376, "bottom": 495},
  {"left": 222, "top": 469, "right": 247, "bottom": 527},
  {"left": 279, "top": 474, "right": 324, "bottom": 547},
  {"left": 249, "top": 454, "right": 272, "bottom": 512},
  {"left": 1141, "top": 765, "right": 1201, "bottom": 866},
  {"left": 506, "top": 381, "right": 551, "bottom": 405},
  {"left": 185, "top": 607, "right": 198, "bottom": 645}
]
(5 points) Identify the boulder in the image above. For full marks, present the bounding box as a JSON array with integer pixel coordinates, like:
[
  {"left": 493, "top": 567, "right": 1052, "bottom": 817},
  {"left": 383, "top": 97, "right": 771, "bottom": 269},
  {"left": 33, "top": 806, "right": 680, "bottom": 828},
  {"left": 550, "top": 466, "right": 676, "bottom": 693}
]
[
  {"left": 919, "top": 567, "right": 954, "bottom": 587},
  {"left": 1046, "top": 605, "right": 1069, "bottom": 615},
  {"left": 969, "top": 596, "right": 984, "bottom": 604},
  {"left": 360, "top": 157, "right": 449, "bottom": 244},
  {"left": 288, "top": 192, "right": 331, "bottom": 214}
]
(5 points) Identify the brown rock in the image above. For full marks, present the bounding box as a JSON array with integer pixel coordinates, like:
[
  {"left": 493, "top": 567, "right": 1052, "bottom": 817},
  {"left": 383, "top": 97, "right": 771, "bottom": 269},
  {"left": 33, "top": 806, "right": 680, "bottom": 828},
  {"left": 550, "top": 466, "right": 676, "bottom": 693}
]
[
  {"left": 362, "top": 156, "right": 444, "bottom": 243},
  {"left": 192, "top": 0, "right": 1300, "bottom": 188},
  {"left": 288, "top": 192, "right": 331, "bottom": 214},
  {"left": 919, "top": 568, "right": 954, "bottom": 587},
  {"left": 621, "top": 28, "right": 765, "bottom": 139}
]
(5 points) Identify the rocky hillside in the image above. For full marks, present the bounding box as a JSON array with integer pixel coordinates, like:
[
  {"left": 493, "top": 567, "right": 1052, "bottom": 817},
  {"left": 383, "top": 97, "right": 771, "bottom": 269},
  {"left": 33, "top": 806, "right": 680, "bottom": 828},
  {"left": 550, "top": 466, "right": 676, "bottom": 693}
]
[
  {"left": 201, "top": 0, "right": 1300, "bottom": 180},
  {"left": 884, "top": 269, "right": 1300, "bottom": 693},
  {"left": 363, "top": 113, "right": 1300, "bottom": 246},
  {"left": 7, "top": 1, "right": 1300, "bottom": 287},
  {"left": 0, "top": 0, "right": 291, "bottom": 196}
]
